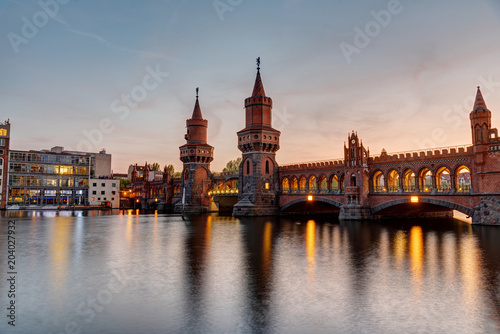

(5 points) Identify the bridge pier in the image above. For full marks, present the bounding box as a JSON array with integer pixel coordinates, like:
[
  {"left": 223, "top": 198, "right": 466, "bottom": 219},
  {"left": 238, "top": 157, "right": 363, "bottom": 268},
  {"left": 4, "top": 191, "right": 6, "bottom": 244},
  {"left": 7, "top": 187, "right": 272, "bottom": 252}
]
[
  {"left": 473, "top": 196, "right": 500, "bottom": 225},
  {"left": 339, "top": 204, "right": 372, "bottom": 221}
]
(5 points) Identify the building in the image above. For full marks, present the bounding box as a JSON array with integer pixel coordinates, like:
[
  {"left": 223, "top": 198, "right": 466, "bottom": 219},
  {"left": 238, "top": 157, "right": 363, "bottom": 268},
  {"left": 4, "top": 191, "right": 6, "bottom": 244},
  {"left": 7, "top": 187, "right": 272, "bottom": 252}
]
[
  {"left": 89, "top": 178, "right": 119, "bottom": 208},
  {"left": 128, "top": 162, "right": 172, "bottom": 210},
  {"left": 7, "top": 146, "right": 112, "bottom": 208},
  {"left": 176, "top": 88, "right": 214, "bottom": 213},
  {"left": 0, "top": 120, "right": 10, "bottom": 209}
]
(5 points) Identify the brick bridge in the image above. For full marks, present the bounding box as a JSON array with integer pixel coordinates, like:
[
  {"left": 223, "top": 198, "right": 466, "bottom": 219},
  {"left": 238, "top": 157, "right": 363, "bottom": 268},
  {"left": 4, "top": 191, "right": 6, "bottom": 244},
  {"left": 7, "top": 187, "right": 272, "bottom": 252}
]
[{"left": 132, "top": 61, "right": 500, "bottom": 224}]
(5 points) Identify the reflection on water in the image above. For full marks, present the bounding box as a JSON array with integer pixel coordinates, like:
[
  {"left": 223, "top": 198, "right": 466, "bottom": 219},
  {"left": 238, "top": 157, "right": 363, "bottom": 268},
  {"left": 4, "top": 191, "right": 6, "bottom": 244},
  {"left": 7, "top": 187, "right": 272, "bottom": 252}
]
[{"left": 1, "top": 211, "right": 500, "bottom": 333}]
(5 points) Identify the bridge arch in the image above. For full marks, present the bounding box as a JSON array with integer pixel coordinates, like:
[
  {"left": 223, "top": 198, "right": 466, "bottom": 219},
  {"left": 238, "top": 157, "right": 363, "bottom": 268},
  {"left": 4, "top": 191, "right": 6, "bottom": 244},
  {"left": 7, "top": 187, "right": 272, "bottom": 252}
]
[
  {"left": 328, "top": 173, "right": 339, "bottom": 192},
  {"left": 418, "top": 167, "right": 433, "bottom": 192},
  {"left": 281, "top": 177, "right": 290, "bottom": 193},
  {"left": 435, "top": 165, "right": 452, "bottom": 192},
  {"left": 372, "top": 169, "right": 385, "bottom": 193},
  {"left": 454, "top": 165, "right": 472, "bottom": 193},
  {"left": 308, "top": 175, "right": 317, "bottom": 193},
  {"left": 371, "top": 198, "right": 474, "bottom": 217},
  {"left": 299, "top": 175, "right": 307, "bottom": 193},
  {"left": 318, "top": 174, "right": 328, "bottom": 193},
  {"left": 402, "top": 168, "right": 416, "bottom": 192},
  {"left": 280, "top": 196, "right": 343, "bottom": 212},
  {"left": 290, "top": 176, "right": 298, "bottom": 193},
  {"left": 386, "top": 169, "right": 400, "bottom": 193}
]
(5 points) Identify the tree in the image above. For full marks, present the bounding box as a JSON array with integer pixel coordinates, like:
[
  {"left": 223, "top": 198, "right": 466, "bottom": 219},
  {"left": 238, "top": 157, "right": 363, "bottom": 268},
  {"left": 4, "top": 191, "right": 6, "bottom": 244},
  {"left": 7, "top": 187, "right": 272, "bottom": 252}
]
[
  {"left": 222, "top": 157, "right": 242, "bottom": 173},
  {"left": 148, "top": 162, "right": 160, "bottom": 171},
  {"left": 120, "top": 178, "right": 131, "bottom": 190},
  {"left": 165, "top": 164, "right": 182, "bottom": 178}
]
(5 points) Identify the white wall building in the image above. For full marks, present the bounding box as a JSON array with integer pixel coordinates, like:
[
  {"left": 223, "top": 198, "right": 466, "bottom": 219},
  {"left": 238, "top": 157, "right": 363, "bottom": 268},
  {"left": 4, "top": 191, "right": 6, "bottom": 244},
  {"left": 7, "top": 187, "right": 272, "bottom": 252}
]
[{"left": 89, "top": 179, "right": 119, "bottom": 208}]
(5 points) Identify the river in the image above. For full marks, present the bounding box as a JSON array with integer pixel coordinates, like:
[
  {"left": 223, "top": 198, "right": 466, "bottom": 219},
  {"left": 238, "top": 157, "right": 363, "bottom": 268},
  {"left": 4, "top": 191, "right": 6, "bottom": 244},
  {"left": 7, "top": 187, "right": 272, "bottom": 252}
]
[{"left": 1, "top": 210, "right": 500, "bottom": 333}]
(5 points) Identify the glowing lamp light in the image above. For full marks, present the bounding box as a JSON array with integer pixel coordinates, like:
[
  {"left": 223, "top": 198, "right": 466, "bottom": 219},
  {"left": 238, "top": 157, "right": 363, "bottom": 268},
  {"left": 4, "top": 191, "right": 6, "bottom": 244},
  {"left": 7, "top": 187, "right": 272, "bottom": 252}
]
[
  {"left": 307, "top": 195, "right": 313, "bottom": 201},
  {"left": 411, "top": 196, "right": 419, "bottom": 203},
  {"left": 155, "top": 198, "right": 158, "bottom": 202},
  {"left": 265, "top": 182, "right": 270, "bottom": 190},
  {"left": 136, "top": 199, "right": 140, "bottom": 203}
]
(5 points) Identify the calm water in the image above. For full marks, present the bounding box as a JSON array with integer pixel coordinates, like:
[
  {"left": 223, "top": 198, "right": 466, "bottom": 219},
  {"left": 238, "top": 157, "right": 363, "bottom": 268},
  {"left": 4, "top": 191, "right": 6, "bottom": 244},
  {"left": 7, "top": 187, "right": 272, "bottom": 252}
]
[{"left": 1, "top": 211, "right": 500, "bottom": 334}]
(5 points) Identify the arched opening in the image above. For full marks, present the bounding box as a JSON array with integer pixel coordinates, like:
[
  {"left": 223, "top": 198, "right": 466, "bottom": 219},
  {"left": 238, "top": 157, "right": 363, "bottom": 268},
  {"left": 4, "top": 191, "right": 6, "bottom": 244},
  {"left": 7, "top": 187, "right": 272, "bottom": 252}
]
[
  {"left": 350, "top": 173, "right": 356, "bottom": 187},
  {"left": 436, "top": 167, "right": 451, "bottom": 192},
  {"left": 339, "top": 174, "right": 345, "bottom": 193},
  {"left": 246, "top": 160, "right": 250, "bottom": 175},
  {"left": 308, "top": 176, "right": 317, "bottom": 193},
  {"left": 419, "top": 168, "right": 433, "bottom": 192},
  {"left": 387, "top": 170, "right": 400, "bottom": 192},
  {"left": 282, "top": 177, "right": 289, "bottom": 193},
  {"left": 299, "top": 176, "right": 307, "bottom": 193},
  {"left": 319, "top": 175, "right": 328, "bottom": 193},
  {"left": 329, "top": 174, "right": 339, "bottom": 192},
  {"left": 455, "top": 166, "right": 471, "bottom": 193},
  {"left": 402, "top": 169, "right": 416, "bottom": 192},
  {"left": 291, "top": 177, "right": 298, "bottom": 193},
  {"left": 265, "top": 160, "right": 269, "bottom": 174},
  {"left": 373, "top": 171, "right": 385, "bottom": 192}
]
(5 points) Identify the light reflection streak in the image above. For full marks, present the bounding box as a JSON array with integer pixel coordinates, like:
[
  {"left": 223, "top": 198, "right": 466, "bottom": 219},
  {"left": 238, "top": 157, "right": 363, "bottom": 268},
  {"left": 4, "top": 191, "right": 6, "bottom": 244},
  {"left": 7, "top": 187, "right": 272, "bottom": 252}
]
[
  {"left": 263, "top": 222, "right": 272, "bottom": 275},
  {"left": 460, "top": 234, "right": 483, "bottom": 312},
  {"left": 49, "top": 219, "right": 71, "bottom": 304},
  {"left": 306, "top": 220, "right": 316, "bottom": 280},
  {"left": 393, "top": 230, "right": 407, "bottom": 269},
  {"left": 409, "top": 226, "right": 424, "bottom": 294}
]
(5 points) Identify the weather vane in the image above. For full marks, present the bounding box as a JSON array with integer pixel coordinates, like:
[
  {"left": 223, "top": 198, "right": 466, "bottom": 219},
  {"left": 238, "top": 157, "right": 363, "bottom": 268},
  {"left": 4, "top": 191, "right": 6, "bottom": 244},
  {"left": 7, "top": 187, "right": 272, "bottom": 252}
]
[
  {"left": 256, "top": 57, "right": 260, "bottom": 70},
  {"left": 196, "top": 87, "right": 199, "bottom": 98}
]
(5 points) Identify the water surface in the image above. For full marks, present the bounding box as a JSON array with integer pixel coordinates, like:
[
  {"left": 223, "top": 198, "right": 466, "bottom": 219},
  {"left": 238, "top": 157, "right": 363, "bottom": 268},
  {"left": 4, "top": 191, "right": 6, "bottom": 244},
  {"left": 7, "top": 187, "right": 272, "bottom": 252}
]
[{"left": 1, "top": 211, "right": 500, "bottom": 333}]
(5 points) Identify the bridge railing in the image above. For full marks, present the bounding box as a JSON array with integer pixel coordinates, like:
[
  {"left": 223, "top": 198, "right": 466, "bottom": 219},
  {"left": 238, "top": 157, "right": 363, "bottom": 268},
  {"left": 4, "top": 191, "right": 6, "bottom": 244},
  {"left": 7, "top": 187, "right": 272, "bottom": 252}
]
[
  {"left": 280, "top": 158, "right": 345, "bottom": 171},
  {"left": 371, "top": 144, "right": 472, "bottom": 162}
]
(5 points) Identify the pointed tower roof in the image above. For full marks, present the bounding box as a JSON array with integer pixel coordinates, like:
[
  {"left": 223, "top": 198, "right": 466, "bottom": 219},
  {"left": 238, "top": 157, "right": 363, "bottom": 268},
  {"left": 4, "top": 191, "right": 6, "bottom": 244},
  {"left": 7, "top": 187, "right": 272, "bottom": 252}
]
[
  {"left": 252, "top": 57, "right": 266, "bottom": 97},
  {"left": 191, "top": 87, "right": 203, "bottom": 120},
  {"left": 473, "top": 86, "right": 488, "bottom": 111}
]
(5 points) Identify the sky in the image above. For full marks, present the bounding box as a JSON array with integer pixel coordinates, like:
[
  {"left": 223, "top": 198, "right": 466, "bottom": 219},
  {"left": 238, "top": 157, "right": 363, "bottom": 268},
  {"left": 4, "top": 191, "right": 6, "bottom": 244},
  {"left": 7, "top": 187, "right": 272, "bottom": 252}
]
[{"left": 1, "top": 0, "right": 500, "bottom": 173}]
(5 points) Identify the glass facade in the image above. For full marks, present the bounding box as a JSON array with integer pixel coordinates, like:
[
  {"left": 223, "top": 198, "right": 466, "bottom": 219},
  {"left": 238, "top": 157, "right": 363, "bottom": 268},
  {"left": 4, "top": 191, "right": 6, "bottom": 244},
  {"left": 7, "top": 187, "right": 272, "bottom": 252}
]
[{"left": 8, "top": 150, "right": 92, "bottom": 206}]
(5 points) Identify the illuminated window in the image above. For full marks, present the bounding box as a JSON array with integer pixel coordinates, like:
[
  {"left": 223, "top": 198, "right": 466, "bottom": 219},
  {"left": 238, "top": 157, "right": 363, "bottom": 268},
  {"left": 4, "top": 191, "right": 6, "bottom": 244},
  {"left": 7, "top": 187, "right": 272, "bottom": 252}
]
[{"left": 0, "top": 129, "right": 6, "bottom": 136}]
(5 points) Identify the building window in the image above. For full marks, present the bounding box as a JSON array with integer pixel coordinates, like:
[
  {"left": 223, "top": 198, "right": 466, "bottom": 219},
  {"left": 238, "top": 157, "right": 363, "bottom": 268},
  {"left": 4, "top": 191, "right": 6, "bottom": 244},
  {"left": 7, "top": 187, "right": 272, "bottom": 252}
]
[
  {"left": 101, "top": 183, "right": 105, "bottom": 187},
  {"left": 112, "top": 198, "right": 114, "bottom": 201},
  {"left": 101, "top": 191, "right": 105, "bottom": 195},
  {"left": 93, "top": 183, "right": 97, "bottom": 187},
  {"left": 92, "top": 191, "right": 96, "bottom": 195},
  {"left": 0, "top": 139, "right": 5, "bottom": 147},
  {"left": 112, "top": 183, "right": 116, "bottom": 187},
  {"left": 104, "top": 197, "right": 106, "bottom": 200},
  {"left": 112, "top": 191, "right": 116, "bottom": 195},
  {"left": 265, "top": 160, "right": 269, "bottom": 174},
  {"left": 98, "top": 197, "right": 100, "bottom": 200}
]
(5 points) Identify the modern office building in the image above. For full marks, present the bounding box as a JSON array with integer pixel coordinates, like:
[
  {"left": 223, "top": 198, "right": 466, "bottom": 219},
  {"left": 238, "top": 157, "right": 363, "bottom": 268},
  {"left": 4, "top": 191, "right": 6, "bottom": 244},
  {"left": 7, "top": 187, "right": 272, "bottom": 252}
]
[{"left": 7, "top": 146, "right": 112, "bottom": 208}]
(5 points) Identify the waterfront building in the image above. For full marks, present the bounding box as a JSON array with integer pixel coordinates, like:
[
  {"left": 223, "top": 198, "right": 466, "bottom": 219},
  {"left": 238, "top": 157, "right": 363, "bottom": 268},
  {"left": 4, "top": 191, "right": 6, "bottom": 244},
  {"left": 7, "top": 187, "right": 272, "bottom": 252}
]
[
  {"left": 88, "top": 178, "right": 120, "bottom": 208},
  {"left": 0, "top": 120, "right": 10, "bottom": 209},
  {"left": 7, "top": 146, "right": 112, "bottom": 208}
]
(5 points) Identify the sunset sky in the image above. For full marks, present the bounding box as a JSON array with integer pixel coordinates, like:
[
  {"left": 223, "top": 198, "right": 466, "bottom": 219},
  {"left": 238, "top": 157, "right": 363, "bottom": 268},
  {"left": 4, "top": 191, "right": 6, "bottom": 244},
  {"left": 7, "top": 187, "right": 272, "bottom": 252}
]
[{"left": 2, "top": 0, "right": 500, "bottom": 173}]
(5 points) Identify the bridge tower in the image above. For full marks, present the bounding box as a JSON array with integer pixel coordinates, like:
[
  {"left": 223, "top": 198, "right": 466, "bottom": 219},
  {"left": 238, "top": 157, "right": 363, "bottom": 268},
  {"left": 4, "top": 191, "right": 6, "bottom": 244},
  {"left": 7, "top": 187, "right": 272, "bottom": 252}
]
[
  {"left": 339, "top": 131, "right": 371, "bottom": 220},
  {"left": 177, "top": 89, "right": 214, "bottom": 213},
  {"left": 470, "top": 87, "right": 500, "bottom": 223},
  {"left": 233, "top": 59, "right": 281, "bottom": 216}
]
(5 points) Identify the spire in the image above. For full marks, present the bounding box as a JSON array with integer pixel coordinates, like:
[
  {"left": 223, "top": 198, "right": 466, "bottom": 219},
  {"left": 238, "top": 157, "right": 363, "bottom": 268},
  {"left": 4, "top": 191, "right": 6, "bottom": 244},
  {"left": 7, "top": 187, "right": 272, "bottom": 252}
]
[
  {"left": 191, "top": 87, "right": 203, "bottom": 120},
  {"left": 252, "top": 57, "right": 266, "bottom": 97},
  {"left": 473, "top": 86, "right": 488, "bottom": 111}
]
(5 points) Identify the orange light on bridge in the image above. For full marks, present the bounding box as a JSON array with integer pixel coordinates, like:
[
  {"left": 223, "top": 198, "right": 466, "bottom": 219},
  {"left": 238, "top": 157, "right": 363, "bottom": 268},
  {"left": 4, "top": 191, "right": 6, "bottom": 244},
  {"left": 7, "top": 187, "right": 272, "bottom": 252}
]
[
  {"left": 265, "top": 182, "right": 270, "bottom": 190},
  {"left": 136, "top": 199, "right": 140, "bottom": 203},
  {"left": 155, "top": 198, "right": 158, "bottom": 202},
  {"left": 411, "top": 196, "right": 419, "bottom": 203},
  {"left": 307, "top": 195, "right": 313, "bottom": 201}
]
